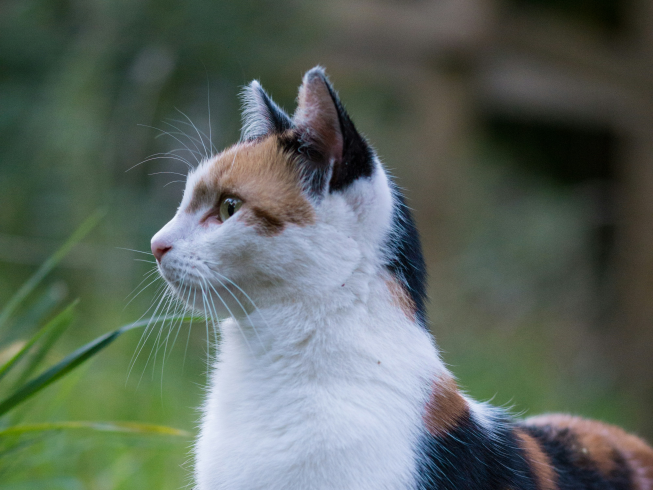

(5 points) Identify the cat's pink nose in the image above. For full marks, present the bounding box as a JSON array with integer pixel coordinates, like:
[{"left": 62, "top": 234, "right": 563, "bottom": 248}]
[{"left": 151, "top": 239, "right": 172, "bottom": 263}]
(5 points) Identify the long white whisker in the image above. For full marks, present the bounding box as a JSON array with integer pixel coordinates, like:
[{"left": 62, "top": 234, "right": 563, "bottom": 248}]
[
  {"left": 127, "top": 284, "right": 169, "bottom": 382},
  {"left": 210, "top": 273, "right": 265, "bottom": 350},
  {"left": 137, "top": 288, "right": 176, "bottom": 387},
  {"left": 163, "top": 180, "right": 186, "bottom": 188},
  {"left": 175, "top": 108, "right": 209, "bottom": 160},
  {"left": 124, "top": 267, "right": 159, "bottom": 301},
  {"left": 168, "top": 284, "right": 193, "bottom": 361},
  {"left": 149, "top": 171, "right": 188, "bottom": 177},
  {"left": 116, "top": 247, "right": 153, "bottom": 256},
  {"left": 169, "top": 118, "right": 219, "bottom": 155},
  {"left": 199, "top": 276, "right": 220, "bottom": 351},
  {"left": 160, "top": 273, "right": 189, "bottom": 363},
  {"left": 134, "top": 258, "right": 157, "bottom": 264},
  {"left": 161, "top": 281, "right": 188, "bottom": 391},
  {"left": 207, "top": 266, "right": 272, "bottom": 333},
  {"left": 127, "top": 152, "right": 195, "bottom": 172},
  {"left": 203, "top": 276, "right": 253, "bottom": 354},
  {"left": 137, "top": 123, "right": 202, "bottom": 165},
  {"left": 161, "top": 121, "right": 207, "bottom": 158},
  {"left": 150, "top": 284, "right": 179, "bottom": 380},
  {"left": 183, "top": 287, "right": 197, "bottom": 372},
  {"left": 198, "top": 280, "right": 212, "bottom": 375},
  {"left": 124, "top": 275, "right": 162, "bottom": 309}
]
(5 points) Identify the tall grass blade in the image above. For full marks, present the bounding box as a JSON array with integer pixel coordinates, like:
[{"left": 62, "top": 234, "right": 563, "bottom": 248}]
[
  {"left": 0, "top": 314, "right": 197, "bottom": 417},
  {"left": 0, "top": 209, "right": 105, "bottom": 330},
  {"left": 0, "top": 421, "right": 190, "bottom": 438},
  {"left": 0, "top": 301, "right": 78, "bottom": 384}
]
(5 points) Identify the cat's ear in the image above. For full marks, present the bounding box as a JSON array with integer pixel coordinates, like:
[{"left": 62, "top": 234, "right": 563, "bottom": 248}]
[
  {"left": 293, "top": 67, "right": 374, "bottom": 194},
  {"left": 240, "top": 80, "right": 293, "bottom": 141},
  {"left": 294, "top": 67, "right": 343, "bottom": 167}
]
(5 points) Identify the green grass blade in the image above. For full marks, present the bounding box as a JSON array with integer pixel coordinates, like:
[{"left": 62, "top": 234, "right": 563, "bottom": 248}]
[
  {"left": 1, "top": 282, "right": 67, "bottom": 346},
  {"left": 0, "top": 301, "right": 78, "bottom": 384},
  {"left": 10, "top": 303, "right": 78, "bottom": 390},
  {"left": 0, "top": 314, "right": 198, "bottom": 417},
  {"left": 0, "top": 209, "right": 105, "bottom": 330},
  {"left": 0, "top": 421, "right": 190, "bottom": 438}
]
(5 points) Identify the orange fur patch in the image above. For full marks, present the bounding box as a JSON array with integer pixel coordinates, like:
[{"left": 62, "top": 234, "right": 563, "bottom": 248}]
[
  {"left": 187, "top": 136, "right": 315, "bottom": 235},
  {"left": 385, "top": 276, "right": 416, "bottom": 322},
  {"left": 423, "top": 376, "right": 469, "bottom": 437},
  {"left": 515, "top": 428, "right": 558, "bottom": 490},
  {"left": 527, "top": 414, "right": 653, "bottom": 489}
]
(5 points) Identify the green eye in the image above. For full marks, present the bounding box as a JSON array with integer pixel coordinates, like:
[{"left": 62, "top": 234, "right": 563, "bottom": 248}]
[{"left": 219, "top": 197, "right": 243, "bottom": 222}]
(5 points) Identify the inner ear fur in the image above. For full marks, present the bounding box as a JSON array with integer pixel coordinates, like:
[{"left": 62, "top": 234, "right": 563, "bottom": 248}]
[
  {"left": 293, "top": 67, "right": 344, "bottom": 166},
  {"left": 241, "top": 80, "right": 293, "bottom": 141}
]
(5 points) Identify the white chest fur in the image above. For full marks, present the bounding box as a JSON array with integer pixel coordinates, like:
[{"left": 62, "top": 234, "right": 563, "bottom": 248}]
[{"left": 194, "top": 277, "right": 443, "bottom": 490}]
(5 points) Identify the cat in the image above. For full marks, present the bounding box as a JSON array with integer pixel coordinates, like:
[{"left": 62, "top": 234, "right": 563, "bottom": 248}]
[{"left": 150, "top": 66, "right": 653, "bottom": 490}]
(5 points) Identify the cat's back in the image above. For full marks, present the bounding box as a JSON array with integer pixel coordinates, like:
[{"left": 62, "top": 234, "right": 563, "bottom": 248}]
[{"left": 518, "top": 414, "right": 653, "bottom": 489}]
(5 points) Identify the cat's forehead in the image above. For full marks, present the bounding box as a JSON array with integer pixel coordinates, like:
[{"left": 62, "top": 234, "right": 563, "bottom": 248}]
[{"left": 182, "top": 135, "right": 315, "bottom": 234}]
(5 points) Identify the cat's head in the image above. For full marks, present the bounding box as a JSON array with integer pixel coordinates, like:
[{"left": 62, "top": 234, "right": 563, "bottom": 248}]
[{"left": 151, "top": 67, "right": 426, "bottom": 324}]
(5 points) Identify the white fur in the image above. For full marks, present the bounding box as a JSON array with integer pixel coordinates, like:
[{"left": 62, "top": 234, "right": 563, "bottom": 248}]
[
  {"left": 240, "top": 81, "right": 280, "bottom": 141},
  {"left": 152, "top": 160, "right": 447, "bottom": 489}
]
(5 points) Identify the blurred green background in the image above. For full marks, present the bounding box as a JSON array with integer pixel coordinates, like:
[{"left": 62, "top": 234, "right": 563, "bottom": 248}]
[{"left": 2, "top": 0, "right": 653, "bottom": 488}]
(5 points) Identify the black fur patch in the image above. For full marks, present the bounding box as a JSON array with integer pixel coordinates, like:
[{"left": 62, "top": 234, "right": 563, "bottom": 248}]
[
  {"left": 521, "top": 424, "right": 634, "bottom": 490},
  {"left": 257, "top": 86, "right": 293, "bottom": 135},
  {"left": 385, "top": 185, "right": 428, "bottom": 327},
  {"left": 322, "top": 80, "right": 375, "bottom": 192},
  {"left": 278, "top": 132, "right": 330, "bottom": 197},
  {"left": 415, "top": 411, "right": 540, "bottom": 490}
]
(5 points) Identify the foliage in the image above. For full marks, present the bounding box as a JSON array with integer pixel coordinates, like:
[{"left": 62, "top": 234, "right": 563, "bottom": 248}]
[{"left": 0, "top": 213, "right": 193, "bottom": 485}]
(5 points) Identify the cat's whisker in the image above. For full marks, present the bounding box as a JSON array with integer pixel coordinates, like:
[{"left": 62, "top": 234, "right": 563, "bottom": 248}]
[
  {"left": 136, "top": 287, "right": 177, "bottom": 387},
  {"left": 174, "top": 108, "right": 210, "bottom": 160},
  {"left": 168, "top": 283, "right": 194, "bottom": 362},
  {"left": 168, "top": 118, "right": 219, "bottom": 155},
  {"left": 204, "top": 265, "right": 273, "bottom": 334},
  {"left": 163, "top": 180, "right": 186, "bottom": 188},
  {"left": 160, "top": 273, "right": 190, "bottom": 366},
  {"left": 203, "top": 62, "right": 215, "bottom": 157},
  {"left": 124, "top": 267, "right": 159, "bottom": 300},
  {"left": 133, "top": 258, "right": 157, "bottom": 264},
  {"left": 127, "top": 152, "right": 195, "bottom": 172},
  {"left": 198, "top": 280, "right": 213, "bottom": 372},
  {"left": 202, "top": 276, "right": 253, "bottom": 355},
  {"left": 123, "top": 272, "right": 161, "bottom": 309},
  {"left": 182, "top": 287, "right": 197, "bottom": 372},
  {"left": 161, "top": 121, "right": 208, "bottom": 159},
  {"left": 126, "top": 283, "right": 168, "bottom": 377},
  {"left": 150, "top": 292, "right": 179, "bottom": 384},
  {"left": 209, "top": 271, "right": 266, "bottom": 351},
  {"left": 149, "top": 171, "right": 188, "bottom": 178},
  {"left": 127, "top": 284, "right": 170, "bottom": 383},
  {"left": 161, "top": 281, "right": 189, "bottom": 391},
  {"left": 199, "top": 275, "right": 222, "bottom": 351},
  {"left": 116, "top": 247, "right": 154, "bottom": 256},
  {"left": 137, "top": 123, "right": 203, "bottom": 165}
]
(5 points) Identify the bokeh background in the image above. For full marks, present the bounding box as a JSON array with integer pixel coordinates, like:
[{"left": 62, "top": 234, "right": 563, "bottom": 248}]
[{"left": 2, "top": 0, "right": 653, "bottom": 488}]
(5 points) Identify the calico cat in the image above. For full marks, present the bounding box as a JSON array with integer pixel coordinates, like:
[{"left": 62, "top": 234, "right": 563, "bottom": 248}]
[{"left": 150, "top": 67, "right": 653, "bottom": 490}]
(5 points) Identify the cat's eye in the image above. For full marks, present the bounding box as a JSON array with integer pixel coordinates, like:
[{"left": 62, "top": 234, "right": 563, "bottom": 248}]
[{"left": 219, "top": 197, "right": 243, "bottom": 222}]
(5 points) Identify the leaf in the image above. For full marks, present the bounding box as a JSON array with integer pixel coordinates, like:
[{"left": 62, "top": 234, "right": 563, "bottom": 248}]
[
  {"left": 0, "top": 314, "right": 198, "bottom": 417},
  {"left": 0, "top": 421, "right": 190, "bottom": 438},
  {"left": 0, "top": 301, "right": 78, "bottom": 384},
  {"left": 0, "top": 209, "right": 105, "bottom": 330}
]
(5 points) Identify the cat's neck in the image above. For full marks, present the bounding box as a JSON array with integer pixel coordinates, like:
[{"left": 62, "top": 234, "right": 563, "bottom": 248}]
[
  {"left": 196, "top": 269, "right": 447, "bottom": 490},
  {"left": 219, "top": 268, "right": 439, "bottom": 372}
]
